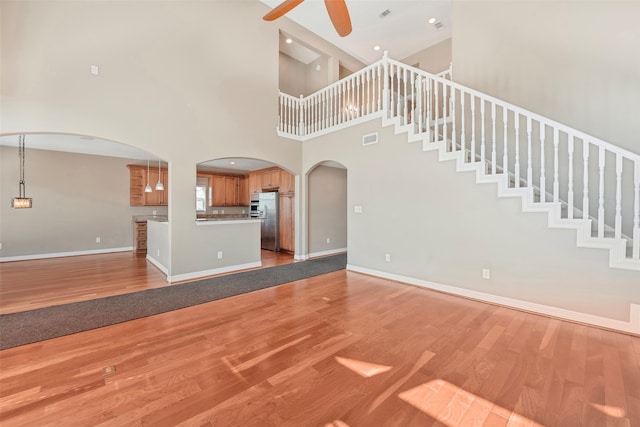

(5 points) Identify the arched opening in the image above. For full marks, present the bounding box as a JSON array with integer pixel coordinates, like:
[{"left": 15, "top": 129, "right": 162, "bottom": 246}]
[
  {"left": 306, "top": 160, "right": 348, "bottom": 258},
  {"left": 0, "top": 132, "right": 169, "bottom": 314},
  {"left": 196, "top": 157, "right": 297, "bottom": 268}
]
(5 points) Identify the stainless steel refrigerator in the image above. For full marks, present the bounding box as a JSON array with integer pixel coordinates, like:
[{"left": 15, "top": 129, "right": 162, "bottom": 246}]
[{"left": 258, "top": 192, "right": 280, "bottom": 251}]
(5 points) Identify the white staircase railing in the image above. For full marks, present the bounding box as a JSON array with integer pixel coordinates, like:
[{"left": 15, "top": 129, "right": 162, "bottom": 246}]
[{"left": 278, "top": 52, "right": 640, "bottom": 270}]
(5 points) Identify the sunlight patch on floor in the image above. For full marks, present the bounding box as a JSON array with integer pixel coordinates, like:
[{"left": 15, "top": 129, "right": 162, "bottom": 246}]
[
  {"left": 335, "top": 356, "right": 392, "bottom": 378},
  {"left": 590, "top": 402, "right": 626, "bottom": 418},
  {"left": 398, "top": 379, "right": 544, "bottom": 426}
]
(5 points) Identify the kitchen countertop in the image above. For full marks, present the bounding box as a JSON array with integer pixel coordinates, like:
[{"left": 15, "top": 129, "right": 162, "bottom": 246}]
[
  {"left": 195, "top": 218, "right": 260, "bottom": 226},
  {"left": 133, "top": 215, "right": 168, "bottom": 223}
]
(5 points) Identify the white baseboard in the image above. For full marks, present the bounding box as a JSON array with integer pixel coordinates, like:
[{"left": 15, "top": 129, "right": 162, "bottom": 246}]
[
  {"left": 347, "top": 264, "right": 640, "bottom": 335},
  {"left": 168, "top": 261, "right": 262, "bottom": 283},
  {"left": 0, "top": 247, "right": 134, "bottom": 262},
  {"left": 146, "top": 254, "right": 169, "bottom": 276},
  {"left": 308, "top": 248, "right": 347, "bottom": 259}
]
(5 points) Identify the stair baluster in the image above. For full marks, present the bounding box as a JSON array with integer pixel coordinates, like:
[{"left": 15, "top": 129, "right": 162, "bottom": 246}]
[
  {"left": 583, "top": 140, "right": 590, "bottom": 220},
  {"left": 491, "top": 102, "right": 496, "bottom": 174},
  {"left": 568, "top": 135, "right": 575, "bottom": 219},
  {"left": 514, "top": 113, "right": 520, "bottom": 188},
  {"left": 553, "top": 128, "right": 560, "bottom": 203},
  {"left": 615, "top": 153, "right": 622, "bottom": 239},
  {"left": 502, "top": 107, "right": 508, "bottom": 177},
  {"left": 598, "top": 146, "right": 606, "bottom": 238}
]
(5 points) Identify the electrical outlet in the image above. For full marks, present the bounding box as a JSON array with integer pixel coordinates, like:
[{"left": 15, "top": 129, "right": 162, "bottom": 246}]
[
  {"left": 385, "top": 253, "right": 391, "bottom": 262},
  {"left": 213, "top": 210, "right": 219, "bottom": 214},
  {"left": 482, "top": 268, "right": 491, "bottom": 279},
  {"left": 153, "top": 210, "right": 157, "bottom": 216},
  {"left": 157, "top": 249, "right": 160, "bottom": 257},
  {"left": 326, "top": 237, "right": 331, "bottom": 244},
  {"left": 221, "top": 210, "right": 224, "bottom": 214},
  {"left": 217, "top": 251, "right": 223, "bottom": 259},
  {"left": 354, "top": 205, "right": 363, "bottom": 214},
  {"left": 96, "top": 237, "right": 101, "bottom": 243}
]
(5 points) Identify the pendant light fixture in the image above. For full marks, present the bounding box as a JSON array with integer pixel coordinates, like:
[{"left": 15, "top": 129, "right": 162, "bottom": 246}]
[
  {"left": 155, "top": 159, "right": 164, "bottom": 191},
  {"left": 145, "top": 159, "right": 153, "bottom": 193},
  {"left": 11, "top": 135, "right": 33, "bottom": 209}
]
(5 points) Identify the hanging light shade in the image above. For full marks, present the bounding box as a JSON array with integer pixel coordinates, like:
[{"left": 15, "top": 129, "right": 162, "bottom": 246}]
[
  {"left": 11, "top": 135, "right": 33, "bottom": 209},
  {"left": 145, "top": 159, "right": 153, "bottom": 193},
  {"left": 155, "top": 159, "right": 164, "bottom": 191}
]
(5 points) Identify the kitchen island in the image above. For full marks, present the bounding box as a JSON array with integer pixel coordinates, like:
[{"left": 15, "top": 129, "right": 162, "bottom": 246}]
[{"left": 146, "top": 216, "right": 262, "bottom": 282}]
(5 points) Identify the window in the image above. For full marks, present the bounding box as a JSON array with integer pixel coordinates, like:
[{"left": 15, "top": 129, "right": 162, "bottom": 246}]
[{"left": 195, "top": 185, "right": 207, "bottom": 212}]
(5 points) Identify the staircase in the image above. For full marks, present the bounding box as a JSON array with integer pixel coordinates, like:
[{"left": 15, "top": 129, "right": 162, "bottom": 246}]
[{"left": 277, "top": 52, "right": 640, "bottom": 271}]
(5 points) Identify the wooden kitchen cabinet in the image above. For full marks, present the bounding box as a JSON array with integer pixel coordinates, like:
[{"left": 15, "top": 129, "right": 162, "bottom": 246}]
[
  {"left": 134, "top": 221, "right": 147, "bottom": 254},
  {"left": 128, "top": 165, "right": 168, "bottom": 206},
  {"left": 238, "top": 176, "right": 249, "bottom": 206},
  {"left": 207, "top": 174, "right": 245, "bottom": 206},
  {"left": 224, "top": 176, "right": 239, "bottom": 206},
  {"left": 248, "top": 167, "right": 295, "bottom": 195},
  {"left": 211, "top": 176, "right": 226, "bottom": 206},
  {"left": 279, "top": 193, "right": 295, "bottom": 252},
  {"left": 278, "top": 170, "right": 295, "bottom": 195},
  {"left": 129, "top": 167, "right": 145, "bottom": 206}
]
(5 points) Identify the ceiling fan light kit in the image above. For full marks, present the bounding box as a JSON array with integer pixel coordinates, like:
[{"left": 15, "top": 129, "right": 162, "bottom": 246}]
[{"left": 263, "top": 0, "right": 352, "bottom": 37}]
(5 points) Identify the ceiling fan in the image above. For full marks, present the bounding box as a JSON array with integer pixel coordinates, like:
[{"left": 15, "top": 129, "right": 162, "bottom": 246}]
[{"left": 263, "top": 0, "right": 352, "bottom": 37}]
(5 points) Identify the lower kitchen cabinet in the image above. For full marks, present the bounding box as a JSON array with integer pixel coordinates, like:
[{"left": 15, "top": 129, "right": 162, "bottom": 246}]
[{"left": 134, "top": 222, "right": 147, "bottom": 254}]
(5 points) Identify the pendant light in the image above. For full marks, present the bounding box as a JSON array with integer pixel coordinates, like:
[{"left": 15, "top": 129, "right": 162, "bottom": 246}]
[
  {"left": 155, "top": 159, "right": 164, "bottom": 191},
  {"left": 11, "top": 135, "right": 33, "bottom": 209},
  {"left": 145, "top": 159, "right": 153, "bottom": 193}
]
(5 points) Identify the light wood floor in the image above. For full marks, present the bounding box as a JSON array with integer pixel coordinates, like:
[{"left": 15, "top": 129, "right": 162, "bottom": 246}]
[
  {"left": 0, "top": 250, "right": 295, "bottom": 315},
  {"left": 0, "top": 261, "right": 638, "bottom": 426}
]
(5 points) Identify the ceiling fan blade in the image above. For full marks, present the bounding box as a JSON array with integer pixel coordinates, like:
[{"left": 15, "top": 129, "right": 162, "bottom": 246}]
[
  {"left": 324, "top": 0, "right": 352, "bottom": 37},
  {"left": 263, "top": 0, "right": 305, "bottom": 21}
]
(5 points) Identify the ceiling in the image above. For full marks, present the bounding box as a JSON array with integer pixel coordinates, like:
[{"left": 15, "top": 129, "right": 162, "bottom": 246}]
[
  {"left": 1, "top": 1, "right": 451, "bottom": 167},
  {"left": 262, "top": 0, "right": 451, "bottom": 64}
]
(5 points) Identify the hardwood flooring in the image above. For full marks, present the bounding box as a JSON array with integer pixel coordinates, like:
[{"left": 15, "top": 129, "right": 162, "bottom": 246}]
[
  {"left": 1, "top": 267, "right": 638, "bottom": 426},
  {"left": 0, "top": 250, "right": 294, "bottom": 315}
]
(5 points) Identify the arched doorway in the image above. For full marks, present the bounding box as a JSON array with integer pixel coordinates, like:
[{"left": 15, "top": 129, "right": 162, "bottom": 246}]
[{"left": 306, "top": 161, "right": 347, "bottom": 258}]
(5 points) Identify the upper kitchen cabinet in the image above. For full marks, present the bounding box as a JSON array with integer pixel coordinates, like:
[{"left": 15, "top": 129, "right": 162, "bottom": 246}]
[
  {"left": 128, "top": 165, "right": 169, "bottom": 206},
  {"left": 200, "top": 173, "right": 247, "bottom": 207},
  {"left": 248, "top": 167, "right": 294, "bottom": 195}
]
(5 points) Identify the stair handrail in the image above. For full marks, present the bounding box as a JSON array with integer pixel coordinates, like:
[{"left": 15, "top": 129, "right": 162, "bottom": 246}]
[{"left": 383, "top": 56, "right": 639, "bottom": 162}]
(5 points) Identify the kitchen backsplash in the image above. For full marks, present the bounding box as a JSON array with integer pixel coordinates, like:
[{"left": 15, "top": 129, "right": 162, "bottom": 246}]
[{"left": 202, "top": 206, "right": 248, "bottom": 216}]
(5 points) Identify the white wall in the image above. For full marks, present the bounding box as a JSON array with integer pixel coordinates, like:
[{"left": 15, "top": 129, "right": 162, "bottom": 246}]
[
  {"left": 402, "top": 38, "right": 452, "bottom": 74},
  {"left": 451, "top": 1, "right": 640, "bottom": 152},
  {"left": 302, "top": 120, "right": 639, "bottom": 330}
]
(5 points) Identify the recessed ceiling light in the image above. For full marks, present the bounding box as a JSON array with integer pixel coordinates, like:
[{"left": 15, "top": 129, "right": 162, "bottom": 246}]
[
  {"left": 373, "top": 45, "right": 381, "bottom": 51},
  {"left": 230, "top": 161, "right": 236, "bottom": 165},
  {"left": 428, "top": 17, "right": 437, "bottom": 24},
  {"left": 285, "top": 38, "right": 292, "bottom": 44}
]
